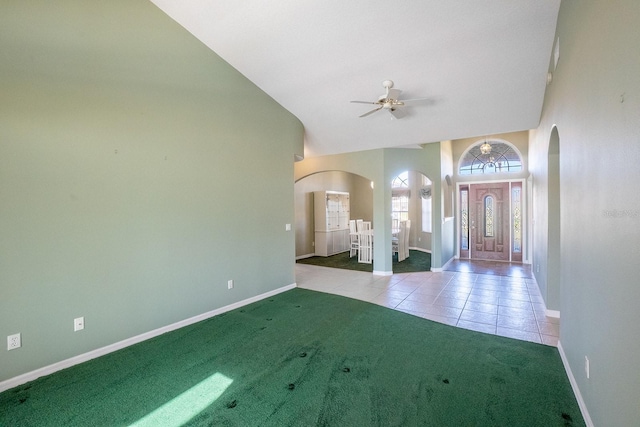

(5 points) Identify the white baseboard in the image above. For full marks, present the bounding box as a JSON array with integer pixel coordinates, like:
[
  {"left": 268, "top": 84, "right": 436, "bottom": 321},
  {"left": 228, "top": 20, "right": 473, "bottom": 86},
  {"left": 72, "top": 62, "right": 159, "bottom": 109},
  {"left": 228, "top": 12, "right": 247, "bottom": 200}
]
[
  {"left": 0, "top": 283, "right": 296, "bottom": 393},
  {"left": 431, "top": 255, "right": 455, "bottom": 273},
  {"left": 295, "top": 253, "right": 316, "bottom": 260},
  {"left": 380, "top": 248, "right": 429, "bottom": 275},
  {"left": 526, "top": 276, "right": 561, "bottom": 319},
  {"left": 557, "top": 341, "right": 594, "bottom": 427},
  {"left": 546, "top": 309, "right": 561, "bottom": 319},
  {"left": 373, "top": 270, "right": 393, "bottom": 276}
]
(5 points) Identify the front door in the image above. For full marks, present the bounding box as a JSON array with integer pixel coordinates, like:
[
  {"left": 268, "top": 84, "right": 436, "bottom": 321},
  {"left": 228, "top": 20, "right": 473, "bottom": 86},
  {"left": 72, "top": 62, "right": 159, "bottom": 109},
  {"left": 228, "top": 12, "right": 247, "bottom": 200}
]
[{"left": 469, "top": 182, "right": 510, "bottom": 261}]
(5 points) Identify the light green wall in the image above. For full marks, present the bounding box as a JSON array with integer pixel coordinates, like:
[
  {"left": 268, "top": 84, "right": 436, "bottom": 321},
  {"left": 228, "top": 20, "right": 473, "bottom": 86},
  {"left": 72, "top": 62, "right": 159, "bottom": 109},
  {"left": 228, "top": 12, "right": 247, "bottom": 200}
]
[
  {"left": 0, "top": 0, "right": 303, "bottom": 383},
  {"left": 530, "top": 0, "right": 640, "bottom": 424}
]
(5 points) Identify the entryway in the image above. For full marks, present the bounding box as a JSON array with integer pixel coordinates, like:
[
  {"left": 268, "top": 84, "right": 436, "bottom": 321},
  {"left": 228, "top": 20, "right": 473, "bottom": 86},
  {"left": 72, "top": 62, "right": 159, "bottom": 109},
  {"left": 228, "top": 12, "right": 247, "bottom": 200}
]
[{"left": 459, "top": 181, "right": 523, "bottom": 262}]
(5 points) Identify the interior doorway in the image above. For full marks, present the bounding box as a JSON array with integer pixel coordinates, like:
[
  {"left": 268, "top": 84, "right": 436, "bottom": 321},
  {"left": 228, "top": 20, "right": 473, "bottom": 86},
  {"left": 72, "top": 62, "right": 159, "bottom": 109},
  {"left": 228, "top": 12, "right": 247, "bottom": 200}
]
[
  {"left": 459, "top": 181, "right": 523, "bottom": 262},
  {"left": 390, "top": 170, "right": 433, "bottom": 267},
  {"left": 294, "top": 170, "right": 373, "bottom": 260},
  {"left": 547, "top": 127, "right": 561, "bottom": 311}
]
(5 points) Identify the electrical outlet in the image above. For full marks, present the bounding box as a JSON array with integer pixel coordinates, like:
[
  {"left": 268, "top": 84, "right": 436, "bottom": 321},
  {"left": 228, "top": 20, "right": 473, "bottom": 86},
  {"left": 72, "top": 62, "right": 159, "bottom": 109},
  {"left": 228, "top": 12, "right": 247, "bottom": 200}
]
[
  {"left": 74, "top": 317, "right": 85, "bottom": 332},
  {"left": 228, "top": 280, "right": 234, "bottom": 290},
  {"left": 585, "top": 356, "right": 590, "bottom": 379},
  {"left": 7, "top": 333, "right": 21, "bottom": 351},
  {"left": 285, "top": 223, "right": 291, "bottom": 231}
]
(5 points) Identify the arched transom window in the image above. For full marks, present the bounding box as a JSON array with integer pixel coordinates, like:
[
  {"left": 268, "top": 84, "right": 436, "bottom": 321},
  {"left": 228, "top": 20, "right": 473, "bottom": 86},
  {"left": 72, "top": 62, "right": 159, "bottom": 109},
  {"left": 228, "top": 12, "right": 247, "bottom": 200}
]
[{"left": 459, "top": 140, "right": 522, "bottom": 175}]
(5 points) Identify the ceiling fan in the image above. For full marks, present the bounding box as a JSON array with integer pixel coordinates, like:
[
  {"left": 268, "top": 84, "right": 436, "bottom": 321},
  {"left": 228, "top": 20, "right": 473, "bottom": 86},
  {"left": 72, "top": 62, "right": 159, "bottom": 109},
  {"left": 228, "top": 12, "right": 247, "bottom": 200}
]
[{"left": 351, "top": 80, "right": 431, "bottom": 119}]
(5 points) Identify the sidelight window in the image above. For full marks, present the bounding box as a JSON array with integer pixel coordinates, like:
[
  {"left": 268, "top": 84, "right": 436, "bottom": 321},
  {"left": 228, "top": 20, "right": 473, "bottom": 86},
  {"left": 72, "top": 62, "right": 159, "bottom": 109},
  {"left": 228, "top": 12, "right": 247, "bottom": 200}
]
[
  {"left": 512, "top": 186, "right": 522, "bottom": 253},
  {"left": 460, "top": 189, "right": 469, "bottom": 250}
]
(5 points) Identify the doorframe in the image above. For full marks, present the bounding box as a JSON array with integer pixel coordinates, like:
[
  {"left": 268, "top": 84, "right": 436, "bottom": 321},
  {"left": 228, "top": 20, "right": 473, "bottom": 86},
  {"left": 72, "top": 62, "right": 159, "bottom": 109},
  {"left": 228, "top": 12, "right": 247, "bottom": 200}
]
[{"left": 455, "top": 178, "right": 529, "bottom": 263}]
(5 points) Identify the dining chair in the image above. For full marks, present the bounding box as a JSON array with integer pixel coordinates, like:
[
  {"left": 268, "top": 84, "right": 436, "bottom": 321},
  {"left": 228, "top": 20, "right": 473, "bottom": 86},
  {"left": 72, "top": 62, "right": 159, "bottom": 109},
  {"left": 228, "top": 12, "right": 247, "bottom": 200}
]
[
  {"left": 404, "top": 219, "right": 411, "bottom": 259},
  {"left": 358, "top": 227, "right": 373, "bottom": 264},
  {"left": 349, "top": 220, "right": 359, "bottom": 258},
  {"left": 392, "top": 221, "right": 406, "bottom": 262},
  {"left": 356, "top": 219, "right": 364, "bottom": 233}
]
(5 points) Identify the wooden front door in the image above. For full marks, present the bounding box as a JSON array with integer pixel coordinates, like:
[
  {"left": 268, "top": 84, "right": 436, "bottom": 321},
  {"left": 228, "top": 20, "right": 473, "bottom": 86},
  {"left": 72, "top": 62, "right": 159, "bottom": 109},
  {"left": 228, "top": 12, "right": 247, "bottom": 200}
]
[{"left": 469, "top": 182, "right": 510, "bottom": 261}]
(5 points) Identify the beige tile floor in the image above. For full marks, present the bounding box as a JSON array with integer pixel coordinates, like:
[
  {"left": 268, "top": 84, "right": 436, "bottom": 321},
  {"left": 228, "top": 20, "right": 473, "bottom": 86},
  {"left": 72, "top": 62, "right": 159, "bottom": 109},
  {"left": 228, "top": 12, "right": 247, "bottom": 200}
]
[{"left": 295, "top": 261, "right": 559, "bottom": 346}]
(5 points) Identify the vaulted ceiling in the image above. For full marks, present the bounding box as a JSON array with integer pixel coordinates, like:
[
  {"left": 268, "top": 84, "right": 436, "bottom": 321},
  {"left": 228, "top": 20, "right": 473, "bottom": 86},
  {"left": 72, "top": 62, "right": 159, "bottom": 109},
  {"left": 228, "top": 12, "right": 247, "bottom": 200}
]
[{"left": 150, "top": 1, "right": 560, "bottom": 157}]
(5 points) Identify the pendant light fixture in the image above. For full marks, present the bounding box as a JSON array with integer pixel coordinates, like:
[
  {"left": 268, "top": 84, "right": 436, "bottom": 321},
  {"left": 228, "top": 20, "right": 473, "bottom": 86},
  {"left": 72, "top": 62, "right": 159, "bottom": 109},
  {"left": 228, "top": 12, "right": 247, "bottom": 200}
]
[{"left": 480, "top": 138, "right": 492, "bottom": 155}]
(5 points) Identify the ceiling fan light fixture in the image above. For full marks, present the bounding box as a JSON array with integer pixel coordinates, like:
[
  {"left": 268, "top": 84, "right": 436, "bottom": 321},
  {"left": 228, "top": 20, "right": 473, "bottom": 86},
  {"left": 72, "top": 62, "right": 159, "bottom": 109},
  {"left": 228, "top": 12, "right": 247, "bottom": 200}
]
[{"left": 351, "top": 79, "right": 433, "bottom": 119}]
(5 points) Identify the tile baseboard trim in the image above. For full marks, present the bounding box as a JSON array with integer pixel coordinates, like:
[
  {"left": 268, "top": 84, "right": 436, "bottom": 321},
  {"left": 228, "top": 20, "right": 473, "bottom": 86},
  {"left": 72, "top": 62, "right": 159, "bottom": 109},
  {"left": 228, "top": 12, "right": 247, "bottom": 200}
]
[{"left": 0, "top": 283, "right": 296, "bottom": 393}]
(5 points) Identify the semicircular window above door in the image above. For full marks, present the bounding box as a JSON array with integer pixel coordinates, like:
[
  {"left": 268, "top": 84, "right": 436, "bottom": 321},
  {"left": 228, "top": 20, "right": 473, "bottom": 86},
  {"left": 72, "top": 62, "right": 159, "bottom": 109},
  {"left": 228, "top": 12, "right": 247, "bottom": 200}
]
[{"left": 459, "top": 140, "right": 522, "bottom": 175}]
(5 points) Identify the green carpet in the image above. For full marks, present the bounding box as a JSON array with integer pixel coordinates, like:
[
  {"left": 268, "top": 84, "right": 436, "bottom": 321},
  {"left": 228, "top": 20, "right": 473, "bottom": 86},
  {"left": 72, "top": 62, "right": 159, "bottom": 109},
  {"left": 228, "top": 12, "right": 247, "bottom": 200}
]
[
  {"left": 297, "top": 250, "right": 431, "bottom": 273},
  {"left": 0, "top": 289, "right": 584, "bottom": 426}
]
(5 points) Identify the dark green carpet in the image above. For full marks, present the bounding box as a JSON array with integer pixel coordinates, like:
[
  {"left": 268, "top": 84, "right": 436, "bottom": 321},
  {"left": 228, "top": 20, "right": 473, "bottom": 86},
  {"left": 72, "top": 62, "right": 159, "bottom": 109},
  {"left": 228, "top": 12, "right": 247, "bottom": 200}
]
[
  {"left": 297, "top": 250, "right": 431, "bottom": 273},
  {"left": 0, "top": 289, "right": 584, "bottom": 426}
]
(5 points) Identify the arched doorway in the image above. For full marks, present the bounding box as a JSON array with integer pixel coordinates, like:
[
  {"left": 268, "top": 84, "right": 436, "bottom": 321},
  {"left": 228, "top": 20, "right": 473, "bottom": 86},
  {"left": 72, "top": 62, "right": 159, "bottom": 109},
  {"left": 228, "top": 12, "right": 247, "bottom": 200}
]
[
  {"left": 294, "top": 170, "right": 373, "bottom": 260},
  {"left": 390, "top": 170, "right": 433, "bottom": 272},
  {"left": 547, "top": 127, "right": 561, "bottom": 311}
]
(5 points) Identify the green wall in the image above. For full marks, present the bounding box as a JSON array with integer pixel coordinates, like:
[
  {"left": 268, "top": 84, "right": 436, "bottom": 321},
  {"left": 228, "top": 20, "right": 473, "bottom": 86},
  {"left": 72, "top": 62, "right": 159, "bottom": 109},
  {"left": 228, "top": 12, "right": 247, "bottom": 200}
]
[
  {"left": 0, "top": 0, "right": 303, "bottom": 383},
  {"left": 530, "top": 0, "right": 640, "bottom": 424}
]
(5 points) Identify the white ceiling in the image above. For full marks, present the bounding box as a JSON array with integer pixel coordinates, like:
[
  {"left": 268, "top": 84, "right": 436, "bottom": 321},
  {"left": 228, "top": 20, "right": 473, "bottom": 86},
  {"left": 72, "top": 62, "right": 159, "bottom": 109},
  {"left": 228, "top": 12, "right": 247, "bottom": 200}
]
[{"left": 150, "top": 0, "right": 560, "bottom": 157}]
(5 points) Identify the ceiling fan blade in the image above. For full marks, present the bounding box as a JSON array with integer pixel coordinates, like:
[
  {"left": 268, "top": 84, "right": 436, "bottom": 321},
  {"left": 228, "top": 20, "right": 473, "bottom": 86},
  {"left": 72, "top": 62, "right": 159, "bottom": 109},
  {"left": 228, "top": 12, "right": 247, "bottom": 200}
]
[
  {"left": 350, "top": 100, "right": 379, "bottom": 105},
  {"left": 388, "top": 108, "right": 407, "bottom": 120},
  {"left": 359, "top": 106, "right": 383, "bottom": 117},
  {"left": 400, "top": 97, "right": 433, "bottom": 105}
]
